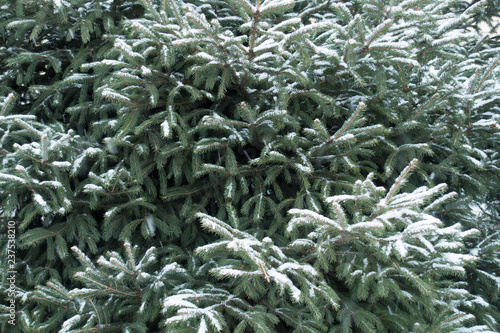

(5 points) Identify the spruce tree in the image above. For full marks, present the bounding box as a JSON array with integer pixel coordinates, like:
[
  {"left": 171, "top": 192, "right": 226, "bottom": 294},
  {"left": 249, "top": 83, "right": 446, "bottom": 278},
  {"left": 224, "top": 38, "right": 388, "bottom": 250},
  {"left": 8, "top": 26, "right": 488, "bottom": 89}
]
[{"left": 1, "top": 0, "right": 499, "bottom": 332}]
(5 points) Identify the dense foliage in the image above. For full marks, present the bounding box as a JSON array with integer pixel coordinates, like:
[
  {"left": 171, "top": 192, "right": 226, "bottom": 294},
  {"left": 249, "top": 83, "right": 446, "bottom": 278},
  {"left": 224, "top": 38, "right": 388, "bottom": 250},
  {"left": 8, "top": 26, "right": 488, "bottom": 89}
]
[{"left": 1, "top": 0, "right": 499, "bottom": 332}]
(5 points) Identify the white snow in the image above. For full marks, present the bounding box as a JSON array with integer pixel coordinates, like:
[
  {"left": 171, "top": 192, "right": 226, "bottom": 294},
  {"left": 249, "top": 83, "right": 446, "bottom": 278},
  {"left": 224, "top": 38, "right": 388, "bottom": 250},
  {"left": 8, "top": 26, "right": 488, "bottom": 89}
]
[
  {"left": 34, "top": 194, "right": 48, "bottom": 208},
  {"left": 394, "top": 239, "right": 408, "bottom": 257},
  {"left": 267, "top": 268, "right": 301, "bottom": 301},
  {"left": 294, "top": 163, "right": 312, "bottom": 174},
  {"left": 466, "top": 156, "right": 483, "bottom": 168},
  {"left": 51, "top": 161, "right": 72, "bottom": 167},
  {"left": 60, "top": 315, "right": 80, "bottom": 333},
  {"left": 161, "top": 120, "right": 170, "bottom": 138},
  {"left": 288, "top": 209, "right": 342, "bottom": 232},
  {"left": 348, "top": 221, "right": 384, "bottom": 231},
  {"left": 83, "top": 184, "right": 104, "bottom": 192},
  {"left": 105, "top": 207, "right": 117, "bottom": 218},
  {"left": 141, "top": 65, "right": 151, "bottom": 76},
  {"left": 40, "top": 181, "right": 62, "bottom": 188},
  {"left": 100, "top": 59, "right": 128, "bottom": 66},
  {"left": 442, "top": 252, "right": 476, "bottom": 265},
  {"left": 101, "top": 88, "right": 130, "bottom": 102},
  {"left": 72, "top": 155, "right": 85, "bottom": 174},
  {"left": 225, "top": 181, "right": 233, "bottom": 197},
  {"left": 146, "top": 215, "right": 156, "bottom": 236},
  {"left": 278, "top": 263, "right": 317, "bottom": 276},
  {"left": 198, "top": 318, "right": 207, "bottom": 333},
  {"left": 0, "top": 172, "right": 26, "bottom": 184},
  {"left": 215, "top": 267, "right": 261, "bottom": 277},
  {"left": 85, "top": 147, "right": 100, "bottom": 155}
]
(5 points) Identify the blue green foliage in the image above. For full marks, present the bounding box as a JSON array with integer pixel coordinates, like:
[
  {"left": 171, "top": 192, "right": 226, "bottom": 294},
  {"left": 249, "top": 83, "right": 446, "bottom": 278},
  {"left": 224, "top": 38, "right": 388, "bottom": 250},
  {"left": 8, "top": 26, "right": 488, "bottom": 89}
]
[{"left": 0, "top": 0, "right": 499, "bottom": 332}]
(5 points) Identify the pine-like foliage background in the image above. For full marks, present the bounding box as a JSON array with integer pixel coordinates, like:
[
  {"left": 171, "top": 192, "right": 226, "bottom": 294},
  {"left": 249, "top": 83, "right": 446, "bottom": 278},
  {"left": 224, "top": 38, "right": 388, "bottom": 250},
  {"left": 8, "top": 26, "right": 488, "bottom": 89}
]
[{"left": 0, "top": 0, "right": 499, "bottom": 332}]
